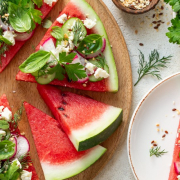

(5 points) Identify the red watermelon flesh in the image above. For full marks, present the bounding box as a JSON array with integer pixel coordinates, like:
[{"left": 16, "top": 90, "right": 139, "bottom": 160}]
[
  {"left": 24, "top": 102, "right": 106, "bottom": 179},
  {"left": 37, "top": 84, "right": 123, "bottom": 151},
  {"left": 0, "top": 95, "right": 39, "bottom": 180},
  {"left": 168, "top": 120, "right": 180, "bottom": 180},
  {"left": 0, "top": 2, "right": 57, "bottom": 73},
  {"left": 16, "top": 0, "right": 118, "bottom": 92}
]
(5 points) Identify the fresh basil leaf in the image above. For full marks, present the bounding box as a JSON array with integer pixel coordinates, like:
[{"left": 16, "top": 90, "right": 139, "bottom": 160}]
[
  {"left": 0, "top": 36, "right": 12, "bottom": 45},
  {"left": 8, "top": 2, "right": 32, "bottom": 32},
  {"left": 19, "top": 50, "right": 51, "bottom": 73},
  {"left": 59, "top": 52, "right": 76, "bottom": 63},
  {"left": 43, "top": 19, "right": 52, "bottom": 29},
  {"left": 0, "top": 140, "right": 15, "bottom": 160},
  {"left": 48, "top": 64, "right": 65, "bottom": 80},
  {"left": 77, "top": 34, "right": 103, "bottom": 55},
  {"left": 64, "top": 63, "right": 87, "bottom": 81},
  {"left": 0, "top": 120, "right": 9, "bottom": 130},
  {"left": 32, "top": 0, "right": 43, "bottom": 8},
  {"left": 5, "top": 160, "right": 20, "bottom": 179},
  {"left": 29, "top": 8, "right": 42, "bottom": 24},
  {"left": 51, "top": 26, "right": 64, "bottom": 40}
]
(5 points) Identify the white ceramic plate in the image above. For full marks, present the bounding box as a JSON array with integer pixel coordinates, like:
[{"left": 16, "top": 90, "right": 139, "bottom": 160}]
[{"left": 128, "top": 73, "right": 180, "bottom": 180}]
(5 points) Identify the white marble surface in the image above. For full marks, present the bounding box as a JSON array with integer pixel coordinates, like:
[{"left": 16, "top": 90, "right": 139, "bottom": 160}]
[{"left": 95, "top": 1, "right": 179, "bottom": 180}]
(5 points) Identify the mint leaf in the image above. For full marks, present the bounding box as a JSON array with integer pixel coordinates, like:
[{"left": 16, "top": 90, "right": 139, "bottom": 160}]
[
  {"left": 19, "top": 50, "right": 51, "bottom": 73},
  {"left": 59, "top": 52, "right": 76, "bottom": 63},
  {"left": 51, "top": 26, "right": 64, "bottom": 40},
  {"left": 32, "top": 0, "right": 43, "bottom": 8},
  {"left": 8, "top": 2, "right": 32, "bottom": 32},
  {"left": 29, "top": 8, "right": 42, "bottom": 24},
  {"left": 0, "top": 120, "right": 9, "bottom": 130},
  {"left": 77, "top": 34, "right": 103, "bottom": 55},
  {"left": 64, "top": 63, "right": 87, "bottom": 81}
]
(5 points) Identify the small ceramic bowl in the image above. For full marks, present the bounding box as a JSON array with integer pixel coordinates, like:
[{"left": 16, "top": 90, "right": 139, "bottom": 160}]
[{"left": 112, "top": 0, "right": 160, "bottom": 14}]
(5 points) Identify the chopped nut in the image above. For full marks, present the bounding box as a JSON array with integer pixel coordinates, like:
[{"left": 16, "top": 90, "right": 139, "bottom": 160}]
[
  {"left": 83, "top": 84, "right": 87, "bottom": 87},
  {"left": 157, "top": 128, "right": 160, "bottom": 132},
  {"left": 156, "top": 123, "right": 160, "bottom": 127},
  {"left": 64, "top": 33, "right": 68, "bottom": 39}
]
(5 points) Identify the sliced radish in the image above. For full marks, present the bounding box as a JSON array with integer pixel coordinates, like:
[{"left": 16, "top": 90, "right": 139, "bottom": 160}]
[
  {"left": 42, "top": 37, "right": 56, "bottom": 52},
  {"left": 0, "top": 19, "right": 13, "bottom": 31},
  {"left": 15, "top": 31, "right": 34, "bottom": 41},
  {"left": 9, "top": 136, "right": 17, "bottom": 159},
  {"left": 76, "top": 38, "right": 106, "bottom": 59},
  {"left": 15, "top": 135, "right": 30, "bottom": 159},
  {"left": 174, "top": 161, "right": 180, "bottom": 174}
]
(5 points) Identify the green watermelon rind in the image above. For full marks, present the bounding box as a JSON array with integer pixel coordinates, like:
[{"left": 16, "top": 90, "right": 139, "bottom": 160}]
[
  {"left": 41, "top": 145, "right": 106, "bottom": 180},
  {"left": 71, "top": 0, "right": 119, "bottom": 92},
  {"left": 70, "top": 107, "right": 123, "bottom": 151}
]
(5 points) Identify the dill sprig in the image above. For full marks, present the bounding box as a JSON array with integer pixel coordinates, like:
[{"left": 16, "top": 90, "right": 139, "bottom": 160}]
[
  {"left": 134, "top": 49, "right": 172, "bottom": 86},
  {"left": 72, "top": 19, "right": 86, "bottom": 46},
  {"left": 150, "top": 146, "right": 168, "bottom": 157},
  {"left": 19, "top": 152, "right": 32, "bottom": 169}
]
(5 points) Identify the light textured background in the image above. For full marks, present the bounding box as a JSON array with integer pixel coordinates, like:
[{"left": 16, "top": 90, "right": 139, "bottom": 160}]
[{"left": 95, "top": 1, "right": 178, "bottom": 179}]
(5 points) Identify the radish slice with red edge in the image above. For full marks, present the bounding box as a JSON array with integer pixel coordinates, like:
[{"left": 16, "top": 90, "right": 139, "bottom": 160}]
[
  {"left": 15, "top": 31, "right": 34, "bottom": 41},
  {"left": 174, "top": 161, "right": 180, "bottom": 174},
  {"left": 15, "top": 135, "right": 30, "bottom": 159},
  {"left": 0, "top": 19, "right": 13, "bottom": 31},
  {"left": 76, "top": 38, "right": 106, "bottom": 59},
  {"left": 42, "top": 37, "right": 56, "bottom": 52},
  {"left": 9, "top": 136, "right": 17, "bottom": 159}
]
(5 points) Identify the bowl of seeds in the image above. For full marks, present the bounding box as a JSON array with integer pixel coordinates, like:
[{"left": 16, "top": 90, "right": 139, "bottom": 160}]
[{"left": 112, "top": 0, "right": 160, "bottom": 14}]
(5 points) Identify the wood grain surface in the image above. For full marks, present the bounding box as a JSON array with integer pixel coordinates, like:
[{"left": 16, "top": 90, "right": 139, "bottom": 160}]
[
  {"left": 112, "top": 0, "right": 160, "bottom": 14},
  {"left": 0, "top": 0, "right": 132, "bottom": 179}
]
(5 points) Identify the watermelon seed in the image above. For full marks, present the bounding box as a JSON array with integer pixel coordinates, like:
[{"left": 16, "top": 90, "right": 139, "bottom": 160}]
[
  {"left": 62, "top": 101, "right": 67, "bottom": 105},
  {"left": 61, "top": 93, "right": 67, "bottom": 97},
  {"left": 58, "top": 107, "right": 64, "bottom": 111},
  {"left": 63, "top": 114, "right": 68, "bottom": 118}
]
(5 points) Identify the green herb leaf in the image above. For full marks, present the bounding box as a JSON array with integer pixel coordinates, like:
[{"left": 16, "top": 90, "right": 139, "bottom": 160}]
[
  {"left": 150, "top": 146, "right": 168, "bottom": 157},
  {"left": 51, "top": 26, "right": 64, "bottom": 40},
  {"left": 42, "top": 19, "right": 52, "bottom": 29},
  {"left": 32, "top": 0, "right": 43, "bottom": 8},
  {"left": 77, "top": 34, "right": 103, "bottom": 55},
  {"left": 64, "top": 63, "right": 87, "bottom": 81},
  {"left": 0, "top": 36, "right": 12, "bottom": 45},
  {"left": 134, "top": 50, "right": 172, "bottom": 86},
  {"left": 0, "top": 174, "right": 6, "bottom": 180},
  {"left": 5, "top": 160, "right": 20, "bottom": 179},
  {"left": 59, "top": 52, "right": 76, "bottom": 63},
  {"left": 29, "top": 8, "right": 42, "bottom": 24},
  {"left": 19, "top": 50, "right": 51, "bottom": 73},
  {"left": 8, "top": 2, "right": 32, "bottom": 32},
  {"left": 0, "top": 120, "right": 9, "bottom": 130},
  {"left": 0, "top": 140, "right": 15, "bottom": 160},
  {"left": 48, "top": 63, "right": 65, "bottom": 80},
  {"left": 164, "top": 0, "right": 180, "bottom": 12}
]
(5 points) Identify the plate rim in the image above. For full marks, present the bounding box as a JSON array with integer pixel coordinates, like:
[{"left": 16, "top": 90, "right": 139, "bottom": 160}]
[{"left": 127, "top": 72, "right": 180, "bottom": 180}]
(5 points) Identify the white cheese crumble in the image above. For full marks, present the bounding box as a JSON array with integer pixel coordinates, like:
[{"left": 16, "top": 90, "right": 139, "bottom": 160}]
[
  {"left": 0, "top": 130, "right": 6, "bottom": 136},
  {"left": 57, "top": 14, "right": 68, "bottom": 24},
  {"left": 21, "top": 170, "right": 32, "bottom": 180},
  {"left": 0, "top": 107, "right": 12, "bottom": 121},
  {"left": 177, "top": 175, "right": 180, "bottom": 180},
  {"left": 94, "top": 68, "right": 109, "bottom": 79},
  {"left": 3, "top": 31, "right": 16, "bottom": 46},
  {"left": 12, "top": 158, "right": 22, "bottom": 169},
  {"left": 85, "top": 62, "right": 96, "bottom": 74},
  {"left": 83, "top": 18, "right": 96, "bottom": 29},
  {"left": 44, "top": 0, "right": 57, "bottom": 6}
]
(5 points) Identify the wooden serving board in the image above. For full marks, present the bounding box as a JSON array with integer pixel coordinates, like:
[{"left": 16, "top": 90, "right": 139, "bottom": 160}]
[{"left": 0, "top": 0, "right": 132, "bottom": 179}]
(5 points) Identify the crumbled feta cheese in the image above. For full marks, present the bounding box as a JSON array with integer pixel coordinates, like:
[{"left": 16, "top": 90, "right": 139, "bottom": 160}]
[
  {"left": 57, "top": 14, "right": 67, "bottom": 24},
  {"left": 69, "top": 40, "right": 74, "bottom": 50},
  {"left": 0, "top": 106, "right": 4, "bottom": 113},
  {"left": 21, "top": 170, "right": 32, "bottom": 180},
  {"left": 0, "top": 130, "right": 6, "bottom": 136},
  {"left": 0, "top": 107, "right": 12, "bottom": 121},
  {"left": 94, "top": 68, "right": 109, "bottom": 79},
  {"left": 44, "top": 0, "right": 57, "bottom": 6},
  {"left": 3, "top": 31, "right": 16, "bottom": 46},
  {"left": 12, "top": 158, "right": 22, "bottom": 169},
  {"left": 85, "top": 62, "right": 96, "bottom": 74},
  {"left": 177, "top": 175, "right": 180, "bottom": 180},
  {"left": 83, "top": 18, "right": 96, "bottom": 29},
  {"left": 69, "top": 32, "right": 74, "bottom": 41}
]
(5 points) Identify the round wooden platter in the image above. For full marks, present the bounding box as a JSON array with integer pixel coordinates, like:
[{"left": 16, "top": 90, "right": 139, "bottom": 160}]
[{"left": 0, "top": 0, "right": 132, "bottom": 179}]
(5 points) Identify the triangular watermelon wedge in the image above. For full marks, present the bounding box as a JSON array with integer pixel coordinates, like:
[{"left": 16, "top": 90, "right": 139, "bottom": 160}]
[
  {"left": 0, "top": 1, "right": 58, "bottom": 73},
  {"left": 37, "top": 84, "right": 123, "bottom": 151},
  {"left": 168, "top": 120, "right": 180, "bottom": 180},
  {"left": 0, "top": 94, "right": 39, "bottom": 180},
  {"left": 24, "top": 102, "right": 106, "bottom": 180},
  {"left": 16, "top": 0, "right": 118, "bottom": 92}
]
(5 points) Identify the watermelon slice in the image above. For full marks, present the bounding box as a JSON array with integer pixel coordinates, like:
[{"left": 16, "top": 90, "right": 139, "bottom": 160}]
[
  {"left": 24, "top": 102, "right": 106, "bottom": 180},
  {"left": 0, "top": 94, "right": 39, "bottom": 180},
  {"left": 0, "top": 1, "right": 58, "bottom": 73},
  {"left": 168, "top": 120, "right": 180, "bottom": 180},
  {"left": 37, "top": 84, "right": 123, "bottom": 151},
  {"left": 16, "top": 0, "right": 119, "bottom": 92}
]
